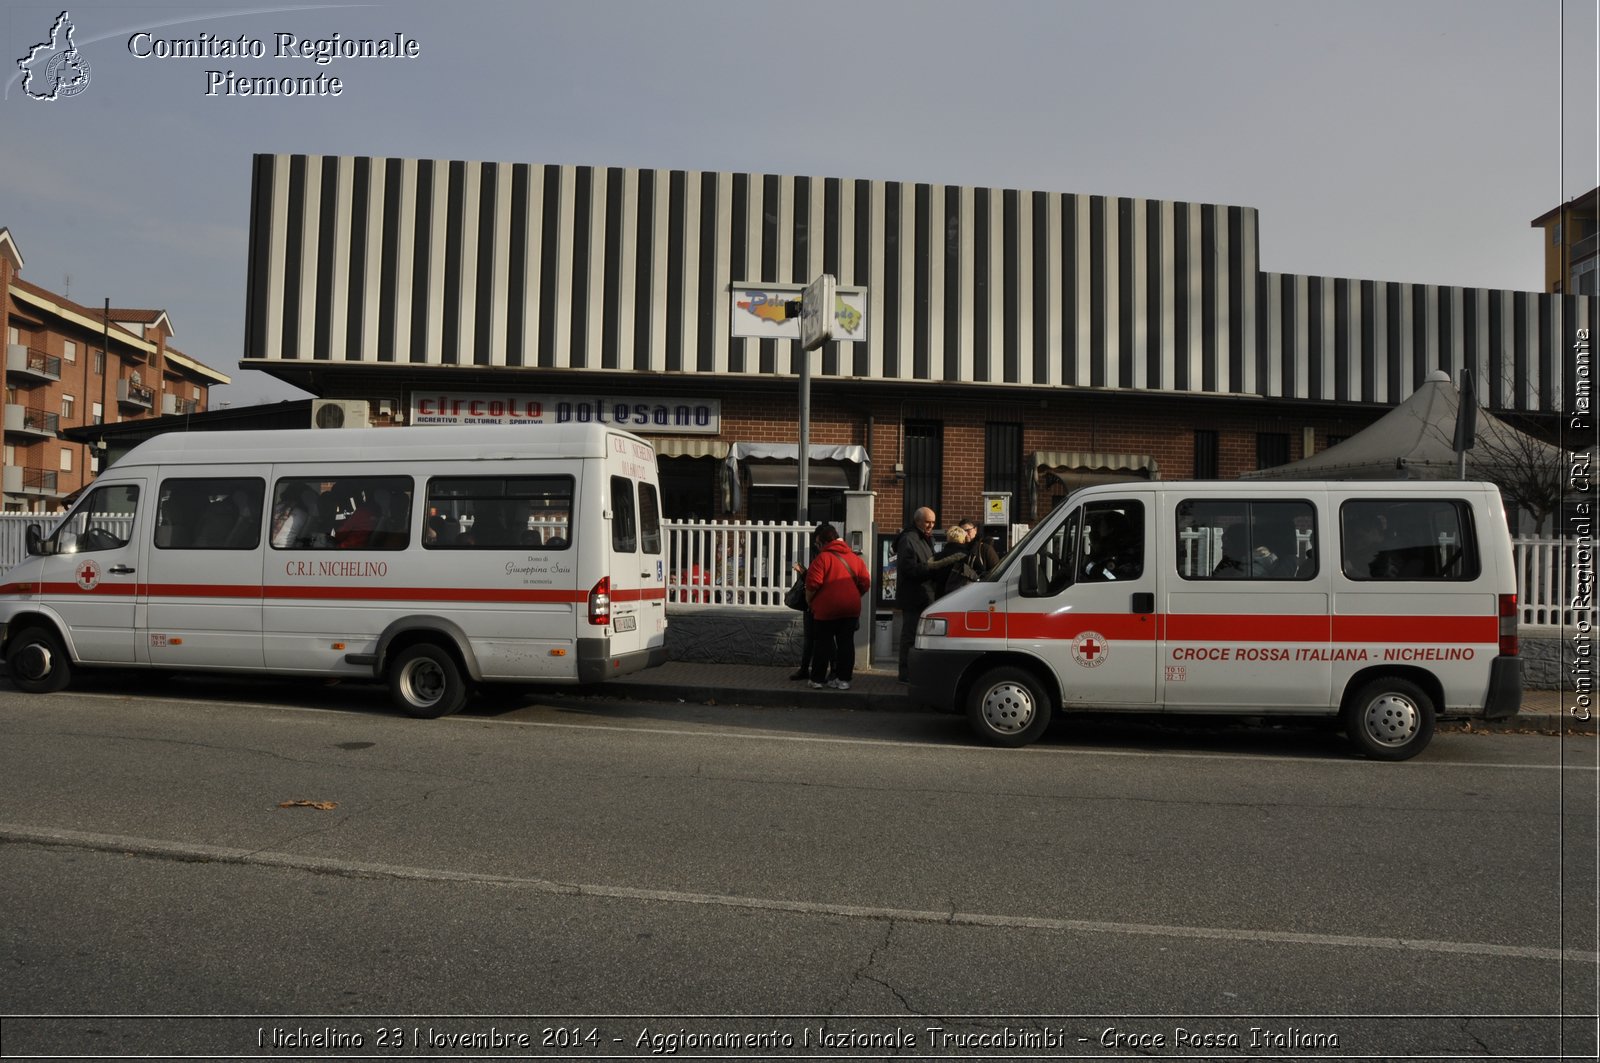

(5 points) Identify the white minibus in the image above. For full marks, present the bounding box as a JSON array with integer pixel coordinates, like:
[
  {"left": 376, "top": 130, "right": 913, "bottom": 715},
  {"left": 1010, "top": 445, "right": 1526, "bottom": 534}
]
[
  {"left": 0, "top": 424, "right": 668, "bottom": 717},
  {"left": 910, "top": 480, "right": 1522, "bottom": 759}
]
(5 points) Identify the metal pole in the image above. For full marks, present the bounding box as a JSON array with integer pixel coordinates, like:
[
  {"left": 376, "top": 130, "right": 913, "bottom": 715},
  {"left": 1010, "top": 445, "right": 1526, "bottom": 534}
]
[{"left": 797, "top": 336, "right": 810, "bottom": 524}]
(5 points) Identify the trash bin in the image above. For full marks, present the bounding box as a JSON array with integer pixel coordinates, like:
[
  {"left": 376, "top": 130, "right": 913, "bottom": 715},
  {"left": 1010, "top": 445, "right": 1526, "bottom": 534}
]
[{"left": 873, "top": 611, "right": 895, "bottom": 664}]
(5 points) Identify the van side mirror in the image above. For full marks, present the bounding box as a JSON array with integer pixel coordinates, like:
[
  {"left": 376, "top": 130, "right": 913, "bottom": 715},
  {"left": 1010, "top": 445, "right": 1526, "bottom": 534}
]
[
  {"left": 24, "top": 524, "right": 48, "bottom": 557},
  {"left": 1018, "top": 554, "right": 1040, "bottom": 597}
]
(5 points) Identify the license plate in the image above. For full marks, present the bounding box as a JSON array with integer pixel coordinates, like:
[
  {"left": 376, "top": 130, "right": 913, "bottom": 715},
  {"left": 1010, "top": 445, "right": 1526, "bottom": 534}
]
[{"left": 614, "top": 615, "right": 637, "bottom": 632}]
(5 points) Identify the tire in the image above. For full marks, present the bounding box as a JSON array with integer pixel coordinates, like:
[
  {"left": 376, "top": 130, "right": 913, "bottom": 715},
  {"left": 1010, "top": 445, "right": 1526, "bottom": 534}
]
[
  {"left": 967, "top": 666, "right": 1053, "bottom": 747},
  {"left": 388, "top": 644, "right": 468, "bottom": 719},
  {"left": 6, "top": 626, "right": 73, "bottom": 694},
  {"left": 1343, "top": 677, "right": 1435, "bottom": 761}
]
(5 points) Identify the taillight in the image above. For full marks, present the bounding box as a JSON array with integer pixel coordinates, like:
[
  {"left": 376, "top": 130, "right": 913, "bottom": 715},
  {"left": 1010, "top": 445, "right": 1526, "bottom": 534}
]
[
  {"left": 1498, "top": 593, "right": 1518, "bottom": 656},
  {"left": 588, "top": 577, "right": 611, "bottom": 626}
]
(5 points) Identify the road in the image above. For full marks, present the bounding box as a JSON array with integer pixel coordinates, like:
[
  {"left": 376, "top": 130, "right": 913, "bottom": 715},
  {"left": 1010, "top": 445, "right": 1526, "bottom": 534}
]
[{"left": 0, "top": 673, "right": 1595, "bottom": 1060}]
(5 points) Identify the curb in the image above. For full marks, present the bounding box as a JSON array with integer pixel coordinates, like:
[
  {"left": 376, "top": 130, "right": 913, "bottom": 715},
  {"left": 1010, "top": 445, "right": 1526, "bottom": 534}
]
[{"left": 588, "top": 679, "right": 1599, "bottom": 735}]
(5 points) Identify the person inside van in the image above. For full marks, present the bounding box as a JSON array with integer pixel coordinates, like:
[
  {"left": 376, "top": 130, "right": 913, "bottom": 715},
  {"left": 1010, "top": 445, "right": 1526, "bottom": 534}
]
[
  {"left": 270, "top": 483, "right": 318, "bottom": 548},
  {"left": 1081, "top": 509, "right": 1141, "bottom": 581},
  {"left": 333, "top": 489, "right": 383, "bottom": 549}
]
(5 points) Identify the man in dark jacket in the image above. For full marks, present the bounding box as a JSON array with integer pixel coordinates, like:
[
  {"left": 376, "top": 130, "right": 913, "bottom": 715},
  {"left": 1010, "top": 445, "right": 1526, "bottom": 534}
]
[{"left": 894, "top": 506, "right": 961, "bottom": 682}]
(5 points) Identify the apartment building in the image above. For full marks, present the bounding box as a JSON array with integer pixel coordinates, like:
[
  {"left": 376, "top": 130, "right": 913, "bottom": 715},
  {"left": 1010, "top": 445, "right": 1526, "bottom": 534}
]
[
  {"left": 1530, "top": 185, "right": 1599, "bottom": 295},
  {"left": 1, "top": 228, "right": 230, "bottom": 512}
]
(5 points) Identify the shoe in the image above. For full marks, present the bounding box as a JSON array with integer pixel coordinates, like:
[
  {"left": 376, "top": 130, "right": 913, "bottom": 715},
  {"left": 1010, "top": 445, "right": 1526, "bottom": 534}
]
[
  {"left": 808, "top": 680, "right": 825, "bottom": 689},
  {"left": 827, "top": 678, "right": 851, "bottom": 690},
  {"left": 788, "top": 670, "right": 808, "bottom": 680}
]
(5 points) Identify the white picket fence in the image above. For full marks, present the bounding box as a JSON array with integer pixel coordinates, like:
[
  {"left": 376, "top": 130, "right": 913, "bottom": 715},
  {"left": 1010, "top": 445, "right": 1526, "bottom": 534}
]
[{"left": 0, "top": 513, "right": 1589, "bottom": 628}]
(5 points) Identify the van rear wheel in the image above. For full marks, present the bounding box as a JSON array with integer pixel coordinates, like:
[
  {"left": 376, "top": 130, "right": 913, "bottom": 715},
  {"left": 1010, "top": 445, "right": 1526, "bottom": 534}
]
[
  {"left": 5, "top": 626, "right": 72, "bottom": 694},
  {"left": 967, "top": 666, "right": 1053, "bottom": 747},
  {"left": 389, "top": 644, "right": 468, "bottom": 719},
  {"left": 1343, "top": 677, "right": 1435, "bottom": 760}
]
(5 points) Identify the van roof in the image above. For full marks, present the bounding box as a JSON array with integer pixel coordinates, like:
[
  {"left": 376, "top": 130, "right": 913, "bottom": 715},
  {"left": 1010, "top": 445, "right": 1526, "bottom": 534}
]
[
  {"left": 111, "top": 423, "right": 656, "bottom": 468},
  {"left": 1068, "top": 479, "right": 1503, "bottom": 499}
]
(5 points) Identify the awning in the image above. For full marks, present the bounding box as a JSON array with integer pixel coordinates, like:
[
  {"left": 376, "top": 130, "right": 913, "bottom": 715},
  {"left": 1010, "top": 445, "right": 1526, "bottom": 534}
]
[
  {"left": 648, "top": 437, "right": 730, "bottom": 460},
  {"left": 1030, "top": 450, "right": 1157, "bottom": 509},
  {"left": 725, "top": 442, "right": 871, "bottom": 511},
  {"left": 746, "top": 464, "right": 851, "bottom": 489}
]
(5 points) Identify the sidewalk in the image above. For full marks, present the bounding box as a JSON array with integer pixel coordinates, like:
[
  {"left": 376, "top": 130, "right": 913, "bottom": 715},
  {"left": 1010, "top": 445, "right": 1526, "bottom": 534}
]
[{"left": 600, "top": 661, "right": 1597, "bottom": 734}]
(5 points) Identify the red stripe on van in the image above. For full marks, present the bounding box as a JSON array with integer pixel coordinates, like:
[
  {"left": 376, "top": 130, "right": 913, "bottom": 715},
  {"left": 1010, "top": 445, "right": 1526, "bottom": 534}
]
[
  {"left": 937, "top": 610, "right": 1498, "bottom": 645},
  {"left": 1331, "top": 614, "right": 1496, "bottom": 643},
  {"left": 1001, "top": 613, "right": 1160, "bottom": 641},
  {"left": 1165, "top": 614, "right": 1329, "bottom": 642}
]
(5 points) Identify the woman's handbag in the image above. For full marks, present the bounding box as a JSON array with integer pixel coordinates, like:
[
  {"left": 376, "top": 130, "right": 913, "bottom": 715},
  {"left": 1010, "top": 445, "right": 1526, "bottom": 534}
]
[{"left": 784, "top": 577, "right": 807, "bottom": 611}]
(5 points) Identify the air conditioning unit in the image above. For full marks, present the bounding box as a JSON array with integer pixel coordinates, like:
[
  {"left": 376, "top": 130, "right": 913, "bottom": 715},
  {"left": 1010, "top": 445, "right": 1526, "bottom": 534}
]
[{"left": 310, "top": 399, "right": 371, "bottom": 429}]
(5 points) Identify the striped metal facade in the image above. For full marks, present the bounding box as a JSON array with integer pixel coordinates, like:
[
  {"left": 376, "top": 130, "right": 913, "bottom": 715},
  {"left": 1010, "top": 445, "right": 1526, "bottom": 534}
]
[{"left": 245, "top": 154, "right": 1594, "bottom": 414}]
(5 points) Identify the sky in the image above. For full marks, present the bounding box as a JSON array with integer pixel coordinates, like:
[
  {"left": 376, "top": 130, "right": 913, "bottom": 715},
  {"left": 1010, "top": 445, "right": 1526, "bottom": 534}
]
[{"left": 2, "top": 0, "right": 1597, "bottom": 407}]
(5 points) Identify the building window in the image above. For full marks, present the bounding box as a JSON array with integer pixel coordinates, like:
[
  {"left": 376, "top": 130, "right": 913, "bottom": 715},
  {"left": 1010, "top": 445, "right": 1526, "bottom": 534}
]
[
  {"left": 61, "top": 395, "right": 74, "bottom": 421},
  {"left": 59, "top": 448, "right": 72, "bottom": 473},
  {"left": 1553, "top": 222, "right": 1563, "bottom": 246},
  {"left": 1256, "top": 432, "right": 1291, "bottom": 470},
  {"left": 92, "top": 402, "right": 104, "bottom": 426},
  {"left": 983, "top": 422, "right": 1025, "bottom": 519},
  {"left": 93, "top": 350, "right": 105, "bottom": 374},
  {"left": 6, "top": 327, "right": 16, "bottom": 346},
  {"left": 903, "top": 421, "right": 943, "bottom": 527},
  {"left": 63, "top": 340, "right": 76, "bottom": 364},
  {"left": 1193, "top": 430, "right": 1219, "bottom": 478}
]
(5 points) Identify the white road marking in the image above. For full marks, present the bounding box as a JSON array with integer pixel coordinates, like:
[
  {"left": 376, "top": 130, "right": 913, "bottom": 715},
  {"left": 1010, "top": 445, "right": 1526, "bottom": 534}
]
[{"left": 4, "top": 823, "right": 1592, "bottom": 965}]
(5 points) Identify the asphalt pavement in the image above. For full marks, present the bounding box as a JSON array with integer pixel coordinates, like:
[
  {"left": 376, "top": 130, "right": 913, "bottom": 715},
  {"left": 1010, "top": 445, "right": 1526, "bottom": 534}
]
[{"left": 600, "top": 661, "right": 1595, "bottom": 733}]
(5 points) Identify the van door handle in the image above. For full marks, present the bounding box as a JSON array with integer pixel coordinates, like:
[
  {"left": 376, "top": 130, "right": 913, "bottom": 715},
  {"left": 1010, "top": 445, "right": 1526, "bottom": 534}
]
[
  {"left": 109, "top": 565, "right": 136, "bottom": 575},
  {"left": 1131, "top": 592, "right": 1153, "bottom": 613}
]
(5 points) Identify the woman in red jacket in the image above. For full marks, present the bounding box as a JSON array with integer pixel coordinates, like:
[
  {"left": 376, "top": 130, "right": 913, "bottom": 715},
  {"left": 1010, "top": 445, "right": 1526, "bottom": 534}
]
[{"left": 803, "top": 523, "right": 872, "bottom": 690}]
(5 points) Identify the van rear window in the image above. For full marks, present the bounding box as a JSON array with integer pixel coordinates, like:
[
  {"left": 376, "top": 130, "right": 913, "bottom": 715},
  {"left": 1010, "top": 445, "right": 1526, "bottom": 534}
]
[
  {"left": 1340, "top": 499, "right": 1479, "bottom": 580},
  {"left": 425, "top": 476, "right": 573, "bottom": 549}
]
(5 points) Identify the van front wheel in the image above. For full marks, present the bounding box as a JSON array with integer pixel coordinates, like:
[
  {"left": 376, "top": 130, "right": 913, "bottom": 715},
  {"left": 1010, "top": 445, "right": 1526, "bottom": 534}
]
[
  {"left": 389, "top": 644, "right": 468, "bottom": 719},
  {"left": 967, "top": 666, "right": 1052, "bottom": 747},
  {"left": 5, "top": 626, "right": 72, "bottom": 694},
  {"left": 1343, "top": 678, "right": 1435, "bottom": 760}
]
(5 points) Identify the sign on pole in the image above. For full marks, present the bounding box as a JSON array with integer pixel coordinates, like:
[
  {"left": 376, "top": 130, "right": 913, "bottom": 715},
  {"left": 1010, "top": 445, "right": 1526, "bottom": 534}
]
[{"left": 799, "top": 273, "right": 836, "bottom": 350}]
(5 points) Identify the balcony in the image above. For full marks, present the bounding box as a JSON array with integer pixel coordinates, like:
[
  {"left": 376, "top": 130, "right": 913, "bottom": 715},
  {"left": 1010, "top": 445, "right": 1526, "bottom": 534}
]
[
  {"left": 2, "top": 465, "right": 59, "bottom": 497},
  {"left": 4, "top": 404, "right": 60, "bottom": 438},
  {"left": 162, "top": 394, "right": 200, "bottom": 416},
  {"left": 1573, "top": 232, "right": 1599, "bottom": 268},
  {"left": 117, "top": 378, "right": 154, "bottom": 412},
  {"left": 6, "top": 344, "right": 62, "bottom": 385}
]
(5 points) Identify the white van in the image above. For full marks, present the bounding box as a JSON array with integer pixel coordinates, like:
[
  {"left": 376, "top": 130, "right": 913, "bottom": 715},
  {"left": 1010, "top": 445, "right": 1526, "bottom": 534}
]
[
  {"left": 910, "top": 480, "right": 1522, "bottom": 759},
  {"left": 0, "top": 424, "right": 668, "bottom": 717}
]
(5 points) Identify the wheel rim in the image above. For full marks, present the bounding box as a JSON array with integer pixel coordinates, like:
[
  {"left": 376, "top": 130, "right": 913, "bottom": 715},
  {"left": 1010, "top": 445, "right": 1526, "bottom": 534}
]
[
  {"left": 401, "top": 657, "right": 445, "bottom": 708},
  {"left": 1361, "top": 691, "right": 1419, "bottom": 747},
  {"left": 979, "top": 679, "right": 1037, "bottom": 735},
  {"left": 15, "top": 643, "right": 51, "bottom": 682}
]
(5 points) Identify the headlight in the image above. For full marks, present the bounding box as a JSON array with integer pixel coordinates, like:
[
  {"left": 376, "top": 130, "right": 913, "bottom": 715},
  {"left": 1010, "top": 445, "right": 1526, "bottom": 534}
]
[{"left": 918, "top": 616, "right": 947, "bottom": 637}]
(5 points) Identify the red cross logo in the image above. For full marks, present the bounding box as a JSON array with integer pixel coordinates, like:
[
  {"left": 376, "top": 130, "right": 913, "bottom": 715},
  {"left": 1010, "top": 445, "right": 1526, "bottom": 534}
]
[
  {"left": 1073, "top": 630, "right": 1108, "bottom": 668},
  {"left": 75, "top": 559, "right": 100, "bottom": 591}
]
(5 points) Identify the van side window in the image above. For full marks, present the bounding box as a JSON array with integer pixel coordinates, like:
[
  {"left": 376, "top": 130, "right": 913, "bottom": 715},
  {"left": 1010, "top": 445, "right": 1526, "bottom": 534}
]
[
  {"left": 611, "top": 476, "right": 638, "bottom": 553},
  {"left": 1177, "top": 500, "right": 1315, "bottom": 580},
  {"left": 271, "top": 477, "right": 412, "bottom": 551},
  {"left": 425, "top": 476, "right": 573, "bottom": 550},
  {"left": 639, "top": 482, "right": 662, "bottom": 555},
  {"left": 58, "top": 483, "right": 140, "bottom": 553},
  {"left": 156, "top": 478, "right": 264, "bottom": 551},
  {"left": 1341, "top": 500, "right": 1479, "bottom": 580}
]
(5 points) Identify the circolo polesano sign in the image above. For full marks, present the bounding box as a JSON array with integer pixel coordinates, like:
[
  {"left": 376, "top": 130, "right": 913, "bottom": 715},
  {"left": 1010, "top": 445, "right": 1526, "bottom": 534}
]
[{"left": 410, "top": 392, "right": 720, "bottom": 434}]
